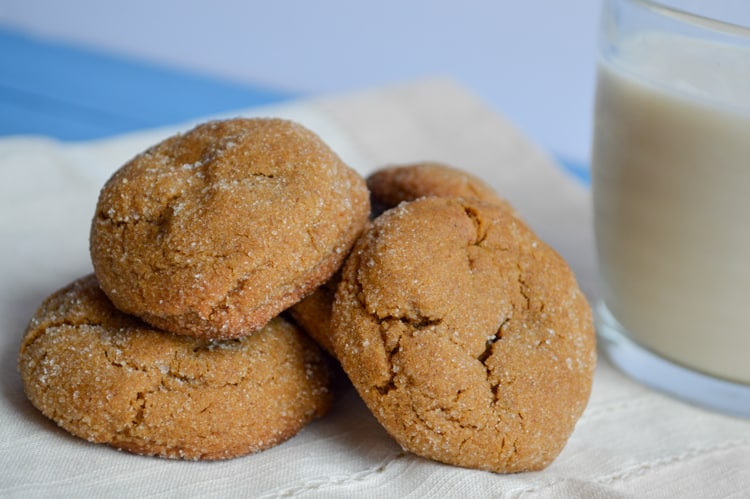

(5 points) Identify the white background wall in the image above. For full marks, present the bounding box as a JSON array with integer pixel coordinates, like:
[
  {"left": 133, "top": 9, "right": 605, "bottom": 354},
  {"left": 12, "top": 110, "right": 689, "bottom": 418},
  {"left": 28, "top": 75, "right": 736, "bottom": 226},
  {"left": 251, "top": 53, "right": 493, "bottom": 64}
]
[{"left": 0, "top": 0, "right": 603, "bottom": 164}]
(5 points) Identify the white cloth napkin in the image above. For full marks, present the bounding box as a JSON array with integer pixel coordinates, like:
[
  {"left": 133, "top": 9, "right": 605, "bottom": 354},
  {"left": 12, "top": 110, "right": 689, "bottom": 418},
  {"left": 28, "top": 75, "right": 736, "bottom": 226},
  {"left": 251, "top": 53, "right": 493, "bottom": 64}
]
[{"left": 1, "top": 78, "right": 748, "bottom": 498}]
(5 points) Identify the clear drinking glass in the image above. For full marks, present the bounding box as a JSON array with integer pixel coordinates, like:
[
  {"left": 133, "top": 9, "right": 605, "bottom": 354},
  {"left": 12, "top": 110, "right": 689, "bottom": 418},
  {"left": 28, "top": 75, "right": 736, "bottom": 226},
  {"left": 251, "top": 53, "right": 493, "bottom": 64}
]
[{"left": 591, "top": 0, "right": 750, "bottom": 417}]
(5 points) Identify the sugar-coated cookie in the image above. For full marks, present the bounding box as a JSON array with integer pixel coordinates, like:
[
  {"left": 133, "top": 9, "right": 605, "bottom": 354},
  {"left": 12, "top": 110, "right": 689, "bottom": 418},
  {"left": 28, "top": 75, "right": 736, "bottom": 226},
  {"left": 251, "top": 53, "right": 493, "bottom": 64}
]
[
  {"left": 19, "top": 275, "right": 333, "bottom": 460},
  {"left": 90, "top": 118, "right": 370, "bottom": 339},
  {"left": 331, "top": 197, "right": 595, "bottom": 472},
  {"left": 366, "top": 161, "right": 513, "bottom": 216}
]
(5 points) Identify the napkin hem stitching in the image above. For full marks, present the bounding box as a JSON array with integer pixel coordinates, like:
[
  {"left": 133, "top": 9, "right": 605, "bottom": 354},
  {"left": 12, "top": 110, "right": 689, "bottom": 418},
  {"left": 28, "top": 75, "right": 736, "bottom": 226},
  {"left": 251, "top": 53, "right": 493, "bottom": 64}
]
[{"left": 258, "top": 451, "right": 407, "bottom": 497}]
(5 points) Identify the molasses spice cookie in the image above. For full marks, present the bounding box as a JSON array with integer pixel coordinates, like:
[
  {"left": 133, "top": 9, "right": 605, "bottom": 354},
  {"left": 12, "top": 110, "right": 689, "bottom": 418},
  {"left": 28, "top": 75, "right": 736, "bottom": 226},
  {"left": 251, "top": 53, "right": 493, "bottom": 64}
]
[
  {"left": 18, "top": 275, "right": 333, "bottom": 460},
  {"left": 331, "top": 197, "right": 596, "bottom": 473},
  {"left": 90, "top": 118, "right": 370, "bottom": 339},
  {"left": 366, "top": 161, "right": 513, "bottom": 216}
]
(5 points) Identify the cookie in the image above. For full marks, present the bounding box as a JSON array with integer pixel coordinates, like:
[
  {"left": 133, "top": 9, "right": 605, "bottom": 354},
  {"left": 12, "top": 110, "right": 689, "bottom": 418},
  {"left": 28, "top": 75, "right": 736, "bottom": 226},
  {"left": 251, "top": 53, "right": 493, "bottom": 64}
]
[
  {"left": 366, "top": 161, "right": 513, "bottom": 216},
  {"left": 90, "top": 118, "right": 370, "bottom": 339},
  {"left": 18, "top": 274, "right": 333, "bottom": 461},
  {"left": 330, "top": 197, "right": 595, "bottom": 473}
]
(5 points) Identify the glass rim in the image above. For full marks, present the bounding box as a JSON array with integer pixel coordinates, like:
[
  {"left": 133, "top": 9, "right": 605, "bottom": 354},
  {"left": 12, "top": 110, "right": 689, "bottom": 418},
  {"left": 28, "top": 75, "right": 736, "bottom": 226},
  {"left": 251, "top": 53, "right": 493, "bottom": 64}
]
[{"left": 631, "top": 0, "right": 750, "bottom": 38}]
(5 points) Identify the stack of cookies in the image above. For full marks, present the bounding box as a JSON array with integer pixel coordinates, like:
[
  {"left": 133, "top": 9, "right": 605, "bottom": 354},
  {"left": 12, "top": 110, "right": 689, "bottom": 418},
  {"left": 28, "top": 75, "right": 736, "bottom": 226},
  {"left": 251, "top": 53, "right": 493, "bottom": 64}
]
[
  {"left": 19, "top": 119, "right": 596, "bottom": 473},
  {"left": 18, "top": 118, "right": 370, "bottom": 460}
]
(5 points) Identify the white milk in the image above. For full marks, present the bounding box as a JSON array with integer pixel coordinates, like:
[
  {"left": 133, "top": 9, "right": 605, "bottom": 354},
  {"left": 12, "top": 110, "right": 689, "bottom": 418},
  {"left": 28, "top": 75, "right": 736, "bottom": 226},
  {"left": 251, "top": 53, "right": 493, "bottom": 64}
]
[{"left": 592, "top": 33, "right": 750, "bottom": 384}]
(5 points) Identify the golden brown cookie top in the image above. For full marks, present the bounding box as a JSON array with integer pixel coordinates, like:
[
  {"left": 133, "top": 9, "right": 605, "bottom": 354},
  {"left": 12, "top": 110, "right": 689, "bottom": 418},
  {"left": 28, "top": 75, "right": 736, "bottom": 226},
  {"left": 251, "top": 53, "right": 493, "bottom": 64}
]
[
  {"left": 90, "top": 118, "right": 370, "bottom": 339},
  {"left": 366, "top": 161, "right": 513, "bottom": 215},
  {"left": 19, "top": 274, "right": 333, "bottom": 460},
  {"left": 331, "top": 196, "right": 595, "bottom": 473}
]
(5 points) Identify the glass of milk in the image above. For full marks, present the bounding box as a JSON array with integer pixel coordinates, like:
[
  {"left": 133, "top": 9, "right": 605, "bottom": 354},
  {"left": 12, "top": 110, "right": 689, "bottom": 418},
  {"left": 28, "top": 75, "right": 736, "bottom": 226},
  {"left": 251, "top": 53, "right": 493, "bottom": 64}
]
[{"left": 591, "top": 0, "right": 750, "bottom": 417}]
